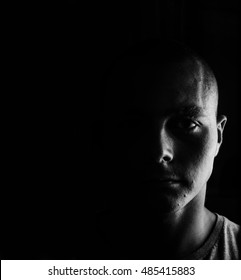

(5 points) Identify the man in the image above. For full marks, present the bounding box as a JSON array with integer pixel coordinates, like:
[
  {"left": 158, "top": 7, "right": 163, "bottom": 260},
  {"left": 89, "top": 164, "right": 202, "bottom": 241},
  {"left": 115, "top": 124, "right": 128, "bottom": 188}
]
[{"left": 97, "top": 38, "right": 240, "bottom": 259}]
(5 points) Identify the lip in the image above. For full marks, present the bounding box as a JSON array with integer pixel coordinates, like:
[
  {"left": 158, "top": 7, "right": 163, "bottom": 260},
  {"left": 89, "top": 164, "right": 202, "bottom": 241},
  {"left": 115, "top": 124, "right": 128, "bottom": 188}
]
[
  {"left": 159, "top": 178, "right": 181, "bottom": 184},
  {"left": 159, "top": 179, "right": 182, "bottom": 187},
  {"left": 143, "top": 177, "right": 183, "bottom": 186},
  {"left": 145, "top": 175, "right": 181, "bottom": 182},
  {"left": 159, "top": 178, "right": 181, "bottom": 183}
]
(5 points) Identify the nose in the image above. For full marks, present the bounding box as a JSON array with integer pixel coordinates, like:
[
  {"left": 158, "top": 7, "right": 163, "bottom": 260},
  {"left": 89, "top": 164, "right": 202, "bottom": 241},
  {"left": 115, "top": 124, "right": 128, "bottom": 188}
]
[{"left": 156, "top": 124, "right": 174, "bottom": 164}]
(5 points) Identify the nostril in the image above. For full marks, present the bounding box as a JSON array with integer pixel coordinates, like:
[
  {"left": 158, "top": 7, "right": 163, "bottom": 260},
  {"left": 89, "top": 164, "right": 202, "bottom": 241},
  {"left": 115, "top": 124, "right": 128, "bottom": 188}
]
[
  {"left": 157, "top": 154, "right": 173, "bottom": 163},
  {"left": 163, "top": 155, "right": 171, "bottom": 162}
]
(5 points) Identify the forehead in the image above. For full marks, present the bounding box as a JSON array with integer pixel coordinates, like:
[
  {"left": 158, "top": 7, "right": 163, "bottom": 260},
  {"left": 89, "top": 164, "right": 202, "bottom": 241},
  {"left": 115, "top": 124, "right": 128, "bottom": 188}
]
[{"left": 124, "top": 60, "right": 216, "bottom": 117}]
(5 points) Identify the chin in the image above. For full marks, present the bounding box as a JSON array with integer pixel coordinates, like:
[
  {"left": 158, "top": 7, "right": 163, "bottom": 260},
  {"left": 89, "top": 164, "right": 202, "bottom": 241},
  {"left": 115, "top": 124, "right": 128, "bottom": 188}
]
[{"left": 146, "top": 191, "right": 189, "bottom": 214}]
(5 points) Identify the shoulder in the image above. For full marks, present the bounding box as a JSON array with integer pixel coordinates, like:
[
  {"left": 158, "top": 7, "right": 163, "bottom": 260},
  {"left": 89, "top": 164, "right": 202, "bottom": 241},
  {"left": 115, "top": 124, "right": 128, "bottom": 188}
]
[
  {"left": 222, "top": 215, "right": 240, "bottom": 234},
  {"left": 221, "top": 215, "right": 241, "bottom": 246},
  {"left": 214, "top": 214, "right": 241, "bottom": 259}
]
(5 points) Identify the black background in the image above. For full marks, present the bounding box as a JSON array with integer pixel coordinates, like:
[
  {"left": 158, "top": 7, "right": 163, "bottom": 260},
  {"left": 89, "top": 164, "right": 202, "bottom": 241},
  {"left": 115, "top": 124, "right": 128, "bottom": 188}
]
[{"left": 3, "top": 0, "right": 240, "bottom": 259}]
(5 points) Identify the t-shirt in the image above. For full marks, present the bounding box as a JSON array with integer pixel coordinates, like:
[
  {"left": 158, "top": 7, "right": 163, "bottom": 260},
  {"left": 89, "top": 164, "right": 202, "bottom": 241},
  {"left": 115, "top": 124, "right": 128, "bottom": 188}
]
[
  {"left": 185, "top": 213, "right": 241, "bottom": 260},
  {"left": 94, "top": 211, "right": 240, "bottom": 259}
]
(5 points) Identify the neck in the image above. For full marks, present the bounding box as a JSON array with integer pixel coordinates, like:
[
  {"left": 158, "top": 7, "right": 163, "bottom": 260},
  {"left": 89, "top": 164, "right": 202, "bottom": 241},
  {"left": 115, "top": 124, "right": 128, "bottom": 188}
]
[
  {"left": 143, "top": 186, "right": 216, "bottom": 258},
  {"left": 100, "top": 186, "right": 216, "bottom": 259}
]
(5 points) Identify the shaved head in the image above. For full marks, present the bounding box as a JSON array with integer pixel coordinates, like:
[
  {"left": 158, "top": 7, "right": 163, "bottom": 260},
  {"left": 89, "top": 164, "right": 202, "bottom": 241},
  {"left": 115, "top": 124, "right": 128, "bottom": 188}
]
[{"left": 101, "top": 38, "right": 219, "bottom": 119}]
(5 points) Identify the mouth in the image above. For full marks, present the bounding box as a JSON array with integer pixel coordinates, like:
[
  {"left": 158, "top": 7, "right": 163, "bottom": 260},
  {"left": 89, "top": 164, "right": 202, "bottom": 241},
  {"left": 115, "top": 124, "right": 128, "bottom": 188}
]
[
  {"left": 159, "top": 179, "right": 182, "bottom": 187},
  {"left": 143, "top": 177, "right": 183, "bottom": 187},
  {"left": 159, "top": 178, "right": 181, "bottom": 183}
]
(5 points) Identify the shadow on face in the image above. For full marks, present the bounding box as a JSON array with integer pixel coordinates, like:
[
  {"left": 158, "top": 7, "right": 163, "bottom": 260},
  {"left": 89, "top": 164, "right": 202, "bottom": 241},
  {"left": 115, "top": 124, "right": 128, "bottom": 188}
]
[{"left": 100, "top": 39, "right": 224, "bottom": 214}]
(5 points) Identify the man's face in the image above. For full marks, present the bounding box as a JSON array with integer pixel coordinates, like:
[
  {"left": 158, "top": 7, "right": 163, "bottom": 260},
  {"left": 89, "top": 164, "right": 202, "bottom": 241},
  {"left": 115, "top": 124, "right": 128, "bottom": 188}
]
[{"left": 107, "top": 60, "right": 226, "bottom": 213}]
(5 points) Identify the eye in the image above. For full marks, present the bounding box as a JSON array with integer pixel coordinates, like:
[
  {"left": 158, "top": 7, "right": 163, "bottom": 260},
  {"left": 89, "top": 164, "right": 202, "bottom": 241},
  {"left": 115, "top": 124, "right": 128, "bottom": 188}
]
[
  {"left": 170, "top": 117, "right": 199, "bottom": 132},
  {"left": 178, "top": 119, "right": 198, "bottom": 130}
]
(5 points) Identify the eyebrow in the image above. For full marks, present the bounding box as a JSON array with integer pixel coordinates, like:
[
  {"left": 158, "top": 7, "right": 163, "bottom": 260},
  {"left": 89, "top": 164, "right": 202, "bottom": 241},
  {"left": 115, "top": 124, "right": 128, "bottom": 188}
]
[
  {"left": 126, "top": 105, "right": 205, "bottom": 120},
  {"left": 175, "top": 105, "right": 204, "bottom": 117},
  {"left": 150, "top": 105, "right": 204, "bottom": 119}
]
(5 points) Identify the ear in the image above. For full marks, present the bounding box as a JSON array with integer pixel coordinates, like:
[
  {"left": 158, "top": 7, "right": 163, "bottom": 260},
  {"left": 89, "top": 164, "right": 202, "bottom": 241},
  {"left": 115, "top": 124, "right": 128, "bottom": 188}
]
[{"left": 215, "top": 115, "right": 227, "bottom": 156}]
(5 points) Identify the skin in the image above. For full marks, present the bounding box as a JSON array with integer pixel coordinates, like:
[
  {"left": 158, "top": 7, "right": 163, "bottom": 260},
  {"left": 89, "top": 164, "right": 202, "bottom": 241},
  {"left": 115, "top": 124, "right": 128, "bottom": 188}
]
[{"left": 103, "top": 58, "right": 227, "bottom": 258}]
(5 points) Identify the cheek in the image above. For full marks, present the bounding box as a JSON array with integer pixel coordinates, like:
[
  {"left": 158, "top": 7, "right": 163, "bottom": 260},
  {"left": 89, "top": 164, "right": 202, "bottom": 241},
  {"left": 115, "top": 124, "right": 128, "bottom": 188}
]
[{"left": 179, "top": 129, "right": 218, "bottom": 180}]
